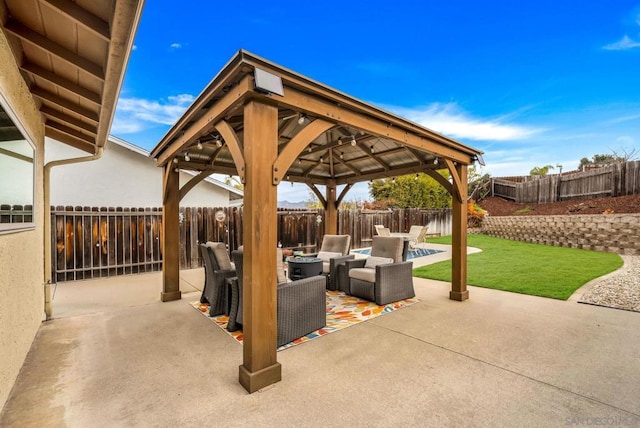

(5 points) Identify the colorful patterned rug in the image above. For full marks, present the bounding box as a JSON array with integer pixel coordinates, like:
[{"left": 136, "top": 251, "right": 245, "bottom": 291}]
[{"left": 190, "top": 291, "right": 419, "bottom": 351}]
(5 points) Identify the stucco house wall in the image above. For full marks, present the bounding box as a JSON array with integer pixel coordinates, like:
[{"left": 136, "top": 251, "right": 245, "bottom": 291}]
[
  {"left": 46, "top": 136, "right": 242, "bottom": 208},
  {"left": 0, "top": 30, "right": 46, "bottom": 410}
]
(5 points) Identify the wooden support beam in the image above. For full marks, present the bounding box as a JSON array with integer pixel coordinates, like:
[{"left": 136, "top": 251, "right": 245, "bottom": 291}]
[
  {"left": 444, "top": 159, "right": 464, "bottom": 203},
  {"left": 272, "top": 118, "right": 334, "bottom": 184},
  {"left": 22, "top": 62, "right": 102, "bottom": 105},
  {"left": 40, "top": 0, "right": 111, "bottom": 41},
  {"left": 44, "top": 126, "right": 95, "bottom": 153},
  {"left": 157, "top": 75, "right": 252, "bottom": 166},
  {"left": 450, "top": 163, "right": 469, "bottom": 301},
  {"left": 214, "top": 120, "right": 245, "bottom": 183},
  {"left": 32, "top": 87, "right": 99, "bottom": 122},
  {"left": 239, "top": 99, "right": 281, "bottom": 393},
  {"left": 40, "top": 106, "right": 97, "bottom": 135},
  {"left": 45, "top": 121, "right": 95, "bottom": 145},
  {"left": 336, "top": 183, "right": 353, "bottom": 207},
  {"left": 5, "top": 20, "right": 104, "bottom": 80},
  {"left": 161, "top": 164, "right": 181, "bottom": 302},
  {"left": 325, "top": 180, "right": 338, "bottom": 235}
]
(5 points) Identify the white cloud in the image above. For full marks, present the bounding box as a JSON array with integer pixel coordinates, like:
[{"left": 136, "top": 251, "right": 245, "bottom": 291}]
[
  {"left": 169, "top": 43, "right": 182, "bottom": 49},
  {"left": 387, "top": 103, "right": 542, "bottom": 141},
  {"left": 112, "top": 94, "right": 195, "bottom": 134},
  {"left": 603, "top": 35, "right": 640, "bottom": 50},
  {"left": 132, "top": 44, "right": 137, "bottom": 51}
]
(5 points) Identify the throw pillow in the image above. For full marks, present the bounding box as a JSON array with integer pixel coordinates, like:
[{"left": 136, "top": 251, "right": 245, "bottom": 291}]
[{"left": 364, "top": 256, "right": 394, "bottom": 269}]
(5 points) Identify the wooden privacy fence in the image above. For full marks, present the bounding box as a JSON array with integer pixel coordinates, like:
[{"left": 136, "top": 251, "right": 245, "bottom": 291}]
[
  {"left": 51, "top": 206, "right": 452, "bottom": 282},
  {"left": 491, "top": 161, "right": 640, "bottom": 204}
]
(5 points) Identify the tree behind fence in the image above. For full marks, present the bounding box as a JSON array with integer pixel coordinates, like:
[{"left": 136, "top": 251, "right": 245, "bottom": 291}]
[{"left": 50, "top": 205, "right": 451, "bottom": 282}]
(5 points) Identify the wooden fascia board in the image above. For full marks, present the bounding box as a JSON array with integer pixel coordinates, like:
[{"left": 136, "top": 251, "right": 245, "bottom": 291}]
[
  {"left": 272, "top": 118, "right": 334, "bottom": 185},
  {"left": 214, "top": 120, "right": 245, "bottom": 183},
  {"left": 156, "top": 75, "right": 253, "bottom": 166}
]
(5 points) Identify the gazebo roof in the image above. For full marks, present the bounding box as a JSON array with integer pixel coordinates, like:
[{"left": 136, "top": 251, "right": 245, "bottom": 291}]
[{"left": 151, "top": 50, "right": 482, "bottom": 187}]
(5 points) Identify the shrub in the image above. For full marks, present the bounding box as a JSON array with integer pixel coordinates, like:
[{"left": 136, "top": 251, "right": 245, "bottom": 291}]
[{"left": 468, "top": 199, "right": 486, "bottom": 227}]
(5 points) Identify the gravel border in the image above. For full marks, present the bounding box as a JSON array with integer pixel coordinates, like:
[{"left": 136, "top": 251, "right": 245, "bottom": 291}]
[{"left": 578, "top": 255, "right": 640, "bottom": 313}]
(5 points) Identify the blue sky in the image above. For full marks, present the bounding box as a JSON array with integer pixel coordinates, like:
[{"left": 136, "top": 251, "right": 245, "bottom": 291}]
[{"left": 112, "top": 1, "right": 640, "bottom": 202}]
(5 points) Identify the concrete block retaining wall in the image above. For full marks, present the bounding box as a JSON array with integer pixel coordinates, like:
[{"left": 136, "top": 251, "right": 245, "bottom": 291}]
[{"left": 481, "top": 214, "right": 640, "bottom": 255}]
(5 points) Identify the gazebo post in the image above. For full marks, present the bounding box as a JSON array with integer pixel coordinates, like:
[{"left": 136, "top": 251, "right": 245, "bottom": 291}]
[
  {"left": 450, "top": 163, "right": 469, "bottom": 301},
  {"left": 239, "top": 99, "right": 281, "bottom": 393},
  {"left": 161, "top": 164, "right": 181, "bottom": 302},
  {"left": 325, "top": 180, "right": 338, "bottom": 235}
]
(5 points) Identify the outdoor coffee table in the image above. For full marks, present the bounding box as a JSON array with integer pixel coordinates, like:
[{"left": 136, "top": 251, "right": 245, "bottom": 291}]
[{"left": 286, "top": 257, "right": 323, "bottom": 281}]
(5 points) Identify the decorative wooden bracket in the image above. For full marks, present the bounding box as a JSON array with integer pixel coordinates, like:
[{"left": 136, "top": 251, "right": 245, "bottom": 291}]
[
  {"left": 273, "top": 118, "right": 334, "bottom": 185},
  {"left": 179, "top": 168, "right": 214, "bottom": 202},
  {"left": 306, "top": 183, "right": 328, "bottom": 209},
  {"left": 444, "top": 158, "right": 464, "bottom": 203},
  {"left": 215, "top": 120, "right": 245, "bottom": 183},
  {"left": 336, "top": 184, "right": 353, "bottom": 207},
  {"left": 424, "top": 169, "right": 453, "bottom": 195}
]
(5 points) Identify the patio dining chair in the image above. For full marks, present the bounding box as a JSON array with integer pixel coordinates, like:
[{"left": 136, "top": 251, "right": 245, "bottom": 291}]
[
  {"left": 199, "top": 242, "right": 236, "bottom": 317},
  {"left": 407, "top": 225, "right": 428, "bottom": 250}
]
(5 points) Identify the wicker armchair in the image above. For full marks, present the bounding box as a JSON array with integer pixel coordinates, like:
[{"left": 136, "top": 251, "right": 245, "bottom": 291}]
[
  {"left": 228, "top": 249, "right": 326, "bottom": 347},
  {"left": 317, "top": 234, "right": 354, "bottom": 290},
  {"left": 343, "top": 236, "right": 415, "bottom": 305},
  {"left": 199, "top": 242, "right": 236, "bottom": 317}
]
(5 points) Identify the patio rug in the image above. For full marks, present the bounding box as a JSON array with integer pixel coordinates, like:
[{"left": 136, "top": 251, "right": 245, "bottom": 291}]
[{"left": 190, "top": 291, "right": 419, "bottom": 351}]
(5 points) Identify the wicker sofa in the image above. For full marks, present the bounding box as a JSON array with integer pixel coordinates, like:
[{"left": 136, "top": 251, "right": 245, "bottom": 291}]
[{"left": 228, "top": 249, "right": 326, "bottom": 347}]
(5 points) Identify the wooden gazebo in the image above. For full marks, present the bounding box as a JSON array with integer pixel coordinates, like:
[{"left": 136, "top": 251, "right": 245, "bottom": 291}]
[{"left": 150, "top": 50, "right": 483, "bottom": 393}]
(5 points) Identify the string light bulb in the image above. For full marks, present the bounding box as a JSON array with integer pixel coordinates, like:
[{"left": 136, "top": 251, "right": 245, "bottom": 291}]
[
  {"left": 196, "top": 140, "right": 203, "bottom": 150},
  {"left": 392, "top": 176, "right": 396, "bottom": 183},
  {"left": 340, "top": 152, "right": 344, "bottom": 160},
  {"left": 215, "top": 136, "right": 223, "bottom": 148},
  {"left": 297, "top": 114, "right": 306, "bottom": 125},
  {"left": 370, "top": 145, "right": 375, "bottom": 153},
  {"left": 173, "top": 158, "right": 178, "bottom": 164},
  {"left": 319, "top": 157, "right": 323, "bottom": 163},
  {"left": 337, "top": 137, "right": 342, "bottom": 145},
  {"left": 184, "top": 152, "right": 190, "bottom": 162},
  {"left": 351, "top": 136, "right": 357, "bottom": 146},
  {"left": 415, "top": 173, "right": 419, "bottom": 180}
]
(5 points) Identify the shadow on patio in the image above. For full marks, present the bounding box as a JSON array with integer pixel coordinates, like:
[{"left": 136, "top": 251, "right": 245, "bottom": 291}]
[{"left": 1, "top": 246, "right": 639, "bottom": 427}]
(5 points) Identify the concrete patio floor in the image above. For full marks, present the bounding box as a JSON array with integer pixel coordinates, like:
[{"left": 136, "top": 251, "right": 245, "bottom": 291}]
[{"left": 1, "top": 248, "right": 639, "bottom": 427}]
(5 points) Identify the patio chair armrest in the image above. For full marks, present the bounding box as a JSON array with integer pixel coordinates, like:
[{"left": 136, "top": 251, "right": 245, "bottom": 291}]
[
  {"left": 344, "top": 258, "right": 366, "bottom": 269},
  {"left": 328, "top": 254, "right": 355, "bottom": 291},
  {"left": 374, "top": 261, "right": 415, "bottom": 305}
]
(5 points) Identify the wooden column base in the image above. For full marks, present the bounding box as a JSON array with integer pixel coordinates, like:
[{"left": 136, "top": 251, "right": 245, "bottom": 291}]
[
  {"left": 161, "top": 290, "right": 182, "bottom": 302},
  {"left": 239, "top": 362, "right": 282, "bottom": 393},
  {"left": 449, "top": 290, "right": 469, "bottom": 301}
]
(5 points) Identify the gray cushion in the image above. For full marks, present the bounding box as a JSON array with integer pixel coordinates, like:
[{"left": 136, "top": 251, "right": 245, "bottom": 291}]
[
  {"left": 208, "top": 242, "right": 233, "bottom": 270},
  {"left": 320, "top": 235, "right": 351, "bottom": 256},
  {"left": 364, "top": 256, "right": 394, "bottom": 269},
  {"left": 349, "top": 267, "right": 376, "bottom": 283},
  {"left": 322, "top": 261, "right": 330, "bottom": 274},
  {"left": 371, "top": 236, "right": 404, "bottom": 263},
  {"left": 317, "top": 251, "right": 342, "bottom": 262}
]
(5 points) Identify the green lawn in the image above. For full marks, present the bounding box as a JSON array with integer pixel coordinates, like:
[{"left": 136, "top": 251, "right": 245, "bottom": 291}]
[{"left": 413, "top": 234, "right": 623, "bottom": 300}]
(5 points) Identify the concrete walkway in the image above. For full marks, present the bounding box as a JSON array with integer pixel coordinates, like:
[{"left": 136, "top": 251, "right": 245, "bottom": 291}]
[{"left": 2, "top": 251, "right": 639, "bottom": 427}]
